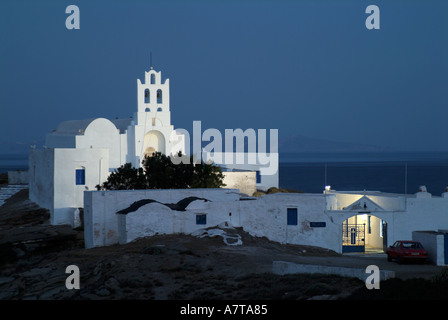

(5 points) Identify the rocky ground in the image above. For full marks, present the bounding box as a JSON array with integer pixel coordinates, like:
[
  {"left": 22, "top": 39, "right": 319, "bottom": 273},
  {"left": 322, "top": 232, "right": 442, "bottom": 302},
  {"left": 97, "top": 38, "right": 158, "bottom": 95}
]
[{"left": 1, "top": 188, "right": 448, "bottom": 302}]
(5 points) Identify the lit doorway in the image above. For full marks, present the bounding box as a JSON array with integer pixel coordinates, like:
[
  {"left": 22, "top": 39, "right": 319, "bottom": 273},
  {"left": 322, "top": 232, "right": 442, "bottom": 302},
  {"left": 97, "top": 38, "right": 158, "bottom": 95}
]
[{"left": 342, "top": 214, "right": 387, "bottom": 253}]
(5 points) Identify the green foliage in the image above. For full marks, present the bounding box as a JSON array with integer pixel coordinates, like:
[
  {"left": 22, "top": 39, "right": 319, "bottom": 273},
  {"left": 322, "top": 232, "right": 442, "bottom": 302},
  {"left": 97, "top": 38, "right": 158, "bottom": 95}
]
[
  {"left": 96, "top": 163, "right": 146, "bottom": 190},
  {"left": 142, "top": 151, "right": 225, "bottom": 189},
  {"left": 97, "top": 152, "right": 225, "bottom": 190},
  {"left": 190, "top": 158, "right": 226, "bottom": 189}
]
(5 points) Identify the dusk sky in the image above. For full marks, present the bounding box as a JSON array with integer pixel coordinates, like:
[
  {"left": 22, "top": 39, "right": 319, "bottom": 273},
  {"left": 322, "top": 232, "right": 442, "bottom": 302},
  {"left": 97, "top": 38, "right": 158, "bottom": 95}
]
[{"left": 1, "top": 0, "right": 447, "bottom": 152}]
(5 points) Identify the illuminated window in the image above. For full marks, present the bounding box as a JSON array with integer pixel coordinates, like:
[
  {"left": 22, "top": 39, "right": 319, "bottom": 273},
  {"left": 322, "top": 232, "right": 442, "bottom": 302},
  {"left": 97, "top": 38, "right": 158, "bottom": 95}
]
[{"left": 287, "top": 208, "right": 298, "bottom": 225}]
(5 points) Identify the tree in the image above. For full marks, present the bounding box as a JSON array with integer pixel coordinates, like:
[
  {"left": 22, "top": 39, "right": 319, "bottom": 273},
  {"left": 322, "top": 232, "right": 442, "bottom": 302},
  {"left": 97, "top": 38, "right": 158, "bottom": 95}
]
[
  {"left": 190, "top": 159, "right": 225, "bottom": 188},
  {"left": 96, "top": 163, "right": 146, "bottom": 190},
  {"left": 142, "top": 151, "right": 225, "bottom": 189},
  {"left": 97, "top": 151, "right": 225, "bottom": 190}
]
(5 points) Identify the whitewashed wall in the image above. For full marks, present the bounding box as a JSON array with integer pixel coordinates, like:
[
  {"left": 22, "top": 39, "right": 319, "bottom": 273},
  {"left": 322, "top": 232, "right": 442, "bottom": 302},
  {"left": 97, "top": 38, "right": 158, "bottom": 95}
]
[
  {"left": 82, "top": 188, "right": 448, "bottom": 254},
  {"left": 220, "top": 158, "right": 279, "bottom": 192},
  {"left": 75, "top": 118, "right": 125, "bottom": 169},
  {"left": 83, "top": 189, "right": 341, "bottom": 251},
  {"left": 222, "top": 171, "right": 256, "bottom": 196},
  {"left": 29, "top": 148, "right": 55, "bottom": 213},
  {"left": 55, "top": 148, "right": 108, "bottom": 225},
  {"left": 84, "top": 188, "right": 240, "bottom": 248},
  {"left": 396, "top": 196, "right": 448, "bottom": 241},
  {"left": 413, "top": 231, "right": 447, "bottom": 266},
  {"left": 328, "top": 190, "right": 448, "bottom": 250},
  {"left": 30, "top": 148, "right": 109, "bottom": 226},
  {"left": 239, "top": 193, "right": 341, "bottom": 252}
]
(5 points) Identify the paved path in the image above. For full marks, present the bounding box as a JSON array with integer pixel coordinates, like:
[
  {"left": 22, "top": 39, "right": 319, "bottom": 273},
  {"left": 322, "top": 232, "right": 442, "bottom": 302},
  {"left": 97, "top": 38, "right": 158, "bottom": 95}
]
[
  {"left": 345, "top": 252, "right": 444, "bottom": 279},
  {"left": 282, "top": 251, "right": 445, "bottom": 280}
]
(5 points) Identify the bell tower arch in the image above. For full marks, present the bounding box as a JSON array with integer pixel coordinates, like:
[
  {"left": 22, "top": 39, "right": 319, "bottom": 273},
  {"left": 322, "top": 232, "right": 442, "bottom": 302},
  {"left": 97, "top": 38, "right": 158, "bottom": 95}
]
[
  {"left": 129, "top": 64, "right": 185, "bottom": 167},
  {"left": 137, "top": 67, "right": 170, "bottom": 119}
]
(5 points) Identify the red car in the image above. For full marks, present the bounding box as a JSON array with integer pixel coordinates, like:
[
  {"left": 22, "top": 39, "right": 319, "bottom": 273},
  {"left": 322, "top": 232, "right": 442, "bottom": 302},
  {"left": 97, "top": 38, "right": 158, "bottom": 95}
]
[{"left": 386, "top": 240, "right": 428, "bottom": 263}]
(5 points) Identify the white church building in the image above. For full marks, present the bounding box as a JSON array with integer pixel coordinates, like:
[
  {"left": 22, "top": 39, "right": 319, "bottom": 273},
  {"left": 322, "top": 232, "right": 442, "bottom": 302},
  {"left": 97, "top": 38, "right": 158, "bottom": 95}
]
[
  {"left": 28, "top": 66, "right": 277, "bottom": 225},
  {"left": 28, "top": 64, "right": 448, "bottom": 265}
]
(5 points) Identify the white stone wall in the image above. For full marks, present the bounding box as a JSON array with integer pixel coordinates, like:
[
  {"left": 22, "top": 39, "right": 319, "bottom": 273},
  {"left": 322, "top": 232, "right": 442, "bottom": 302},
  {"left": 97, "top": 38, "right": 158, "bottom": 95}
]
[
  {"left": 222, "top": 171, "right": 256, "bottom": 196},
  {"left": 30, "top": 147, "right": 110, "bottom": 226},
  {"left": 119, "top": 198, "right": 241, "bottom": 245},
  {"left": 396, "top": 196, "right": 448, "bottom": 241},
  {"left": 84, "top": 188, "right": 240, "bottom": 248},
  {"left": 83, "top": 189, "right": 341, "bottom": 252},
  {"left": 239, "top": 193, "right": 341, "bottom": 252},
  {"left": 83, "top": 188, "right": 448, "bottom": 254},
  {"left": 29, "top": 148, "right": 55, "bottom": 213},
  {"left": 328, "top": 191, "right": 448, "bottom": 250},
  {"left": 75, "top": 118, "right": 125, "bottom": 169},
  {"left": 413, "top": 231, "right": 447, "bottom": 266},
  {"left": 221, "top": 160, "right": 279, "bottom": 192}
]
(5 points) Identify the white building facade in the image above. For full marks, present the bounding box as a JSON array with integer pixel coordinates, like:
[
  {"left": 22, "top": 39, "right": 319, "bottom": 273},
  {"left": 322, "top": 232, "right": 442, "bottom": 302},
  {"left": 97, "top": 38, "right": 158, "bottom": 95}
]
[
  {"left": 84, "top": 186, "right": 448, "bottom": 265},
  {"left": 29, "top": 67, "right": 186, "bottom": 225},
  {"left": 29, "top": 66, "right": 278, "bottom": 225},
  {"left": 27, "top": 65, "right": 447, "bottom": 263}
]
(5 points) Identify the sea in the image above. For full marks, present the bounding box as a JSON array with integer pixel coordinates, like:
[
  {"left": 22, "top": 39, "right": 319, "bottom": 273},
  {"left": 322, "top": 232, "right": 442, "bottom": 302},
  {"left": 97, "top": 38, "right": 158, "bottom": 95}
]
[
  {"left": 1, "top": 152, "right": 448, "bottom": 195},
  {"left": 280, "top": 152, "right": 448, "bottom": 195},
  {"left": 0, "top": 154, "right": 29, "bottom": 174}
]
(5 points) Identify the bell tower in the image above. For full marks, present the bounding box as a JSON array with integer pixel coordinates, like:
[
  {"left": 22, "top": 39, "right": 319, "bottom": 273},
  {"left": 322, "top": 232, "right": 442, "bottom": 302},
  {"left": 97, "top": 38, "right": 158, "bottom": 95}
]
[
  {"left": 129, "top": 65, "right": 184, "bottom": 167},
  {"left": 136, "top": 67, "right": 171, "bottom": 126}
]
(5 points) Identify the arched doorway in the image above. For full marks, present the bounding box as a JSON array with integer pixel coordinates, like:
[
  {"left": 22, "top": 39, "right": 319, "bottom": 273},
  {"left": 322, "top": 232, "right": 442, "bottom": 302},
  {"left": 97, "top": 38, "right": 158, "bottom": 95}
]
[
  {"left": 142, "top": 130, "right": 165, "bottom": 158},
  {"left": 342, "top": 214, "right": 387, "bottom": 253},
  {"left": 144, "top": 147, "right": 156, "bottom": 157}
]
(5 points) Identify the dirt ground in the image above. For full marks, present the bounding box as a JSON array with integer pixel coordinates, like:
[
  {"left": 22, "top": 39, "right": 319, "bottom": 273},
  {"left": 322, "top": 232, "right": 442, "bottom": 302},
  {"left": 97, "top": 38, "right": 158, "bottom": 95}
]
[{"left": 1, "top": 189, "right": 447, "bottom": 301}]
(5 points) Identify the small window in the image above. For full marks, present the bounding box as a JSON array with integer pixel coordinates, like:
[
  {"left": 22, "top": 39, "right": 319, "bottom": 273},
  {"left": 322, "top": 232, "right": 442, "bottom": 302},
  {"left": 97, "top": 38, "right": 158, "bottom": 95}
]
[
  {"left": 145, "top": 107, "right": 150, "bottom": 112},
  {"left": 157, "top": 107, "right": 162, "bottom": 112},
  {"left": 75, "top": 168, "right": 85, "bottom": 185},
  {"left": 196, "top": 214, "right": 207, "bottom": 225},
  {"left": 144, "top": 89, "right": 150, "bottom": 103},
  {"left": 157, "top": 89, "right": 162, "bottom": 104},
  {"left": 256, "top": 170, "right": 261, "bottom": 184},
  {"left": 151, "top": 74, "right": 156, "bottom": 84},
  {"left": 287, "top": 208, "right": 298, "bottom": 225}
]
